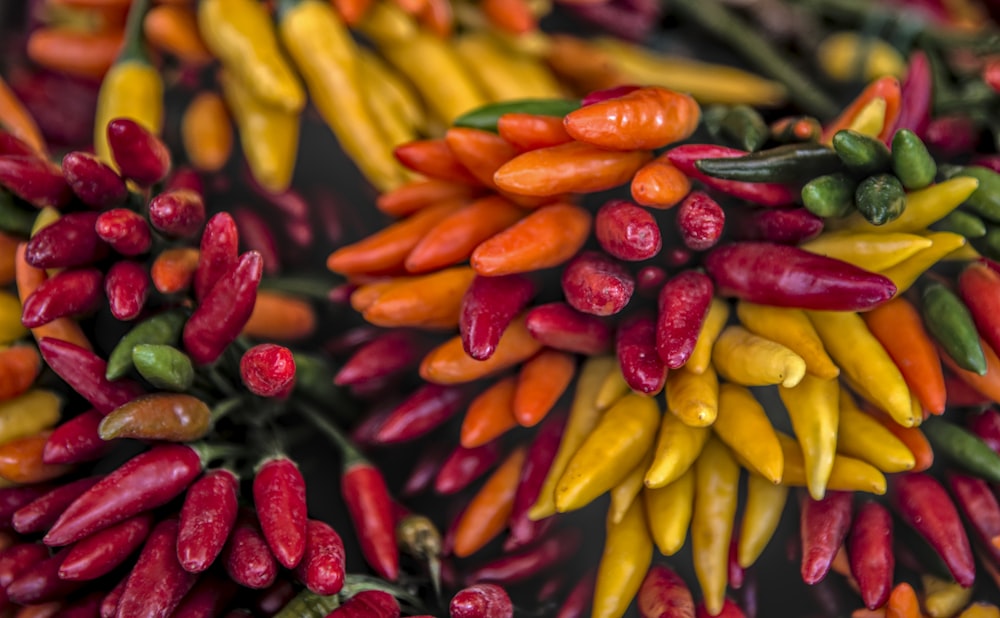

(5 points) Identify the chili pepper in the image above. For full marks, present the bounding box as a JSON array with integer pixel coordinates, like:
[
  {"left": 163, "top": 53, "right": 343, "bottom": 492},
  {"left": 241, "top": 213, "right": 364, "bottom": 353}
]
[
  {"left": 104, "top": 260, "right": 149, "bottom": 322},
  {"left": 0, "top": 155, "right": 71, "bottom": 209},
  {"left": 630, "top": 153, "right": 692, "bottom": 209},
  {"left": 0, "top": 431, "right": 71, "bottom": 484},
  {"left": 243, "top": 290, "right": 317, "bottom": 342},
  {"left": 855, "top": 174, "right": 907, "bottom": 227},
  {"left": 594, "top": 199, "right": 661, "bottom": 262},
  {"left": 442, "top": 129, "right": 522, "bottom": 192},
  {"left": 406, "top": 198, "right": 523, "bottom": 274},
  {"left": 0, "top": 388, "right": 59, "bottom": 446},
  {"left": 837, "top": 390, "right": 915, "bottom": 472},
  {"left": 285, "top": 519, "right": 343, "bottom": 596},
  {"left": 665, "top": 359, "right": 719, "bottom": 426},
  {"left": 555, "top": 569, "right": 596, "bottom": 618},
  {"left": 667, "top": 146, "right": 797, "bottom": 207},
  {"left": 422, "top": 314, "right": 543, "bottom": 385},
  {"left": 450, "top": 583, "right": 513, "bottom": 618},
  {"left": 177, "top": 468, "right": 239, "bottom": 574},
  {"left": 253, "top": 456, "right": 308, "bottom": 570},
  {"left": 183, "top": 250, "right": 262, "bottom": 365},
  {"left": 20, "top": 267, "right": 103, "bottom": 329},
  {"left": 191, "top": 216, "right": 238, "bottom": 307},
  {"left": 104, "top": 118, "right": 171, "bottom": 187},
  {"left": 846, "top": 500, "right": 894, "bottom": 610},
  {"left": 692, "top": 438, "right": 740, "bottom": 616},
  {"left": 695, "top": 143, "right": 841, "bottom": 184},
  {"left": 525, "top": 302, "right": 613, "bottom": 356},
  {"left": 328, "top": 589, "right": 400, "bottom": 618},
  {"left": 14, "top": 246, "right": 91, "bottom": 350},
  {"left": 402, "top": 445, "right": 448, "bottom": 497},
  {"left": 655, "top": 270, "right": 712, "bottom": 369},
  {"left": 151, "top": 247, "right": 200, "bottom": 294},
  {"left": 560, "top": 251, "right": 634, "bottom": 318},
  {"left": 103, "top": 391, "right": 211, "bottom": 443},
  {"left": 713, "top": 383, "right": 782, "bottom": 483},
  {"left": 470, "top": 202, "right": 591, "bottom": 276},
  {"left": 12, "top": 476, "right": 100, "bottom": 535},
  {"left": 616, "top": 314, "right": 668, "bottom": 395},
  {"left": 57, "top": 512, "right": 153, "bottom": 581},
  {"left": 148, "top": 190, "right": 206, "bottom": 239},
  {"left": 42, "top": 410, "right": 108, "bottom": 465},
  {"left": 883, "top": 232, "right": 967, "bottom": 296},
  {"left": 239, "top": 343, "right": 295, "bottom": 398},
  {"left": 0, "top": 345, "right": 40, "bottom": 402},
  {"left": 94, "top": 209, "right": 152, "bottom": 258},
  {"left": 831, "top": 130, "right": 891, "bottom": 176},
  {"left": 563, "top": 86, "right": 699, "bottom": 151},
  {"left": 467, "top": 527, "right": 581, "bottom": 586},
  {"left": 40, "top": 337, "right": 147, "bottom": 416},
  {"left": 0, "top": 76, "right": 45, "bottom": 154},
  {"left": 180, "top": 92, "right": 232, "bottom": 173},
  {"left": 591, "top": 495, "right": 652, "bottom": 618},
  {"left": 675, "top": 192, "right": 725, "bottom": 252},
  {"left": 801, "top": 173, "right": 856, "bottom": 219},
  {"left": 890, "top": 51, "right": 932, "bottom": 137},
  {"left": 100, "top": 577, "right": 127, "bottom": 618},
  {"left": 434, "top": 442, "right": 502, "bottom": 495},
  {"left": 372, "top": 383, "right": 467, "bottom": 444},
  {"left": 636, "top": 563, "right": 695, "bottom": 618},
  {"left": 738, "top": 472, "right": 787, "bottom": 569},
  {"left": 925, "top": 418, "right": 1000, "bottom": 483},
  {"left": 968, "top": 408, "right": 1000, "bottom": 454},
  {"left": 363, "top": 268, "right": 476, "bottom": 330},
  {"left": 833, "top": 177, "right": 978, "bottom": 235},
  {"left": 780, "top": 374, "right": 842, "bottom": 500},
  {"left": 106, "top": 311, "right": 185, "bottom": 381},
  {"left": 713, "top": 325, "right": 806, "bottom": 389},
  {"left": 453, "top": 100, "right": 576, "bottom": 134},
  {"left": 949, "top": 472, "right": 1000, "bottom": 565},
  {"left": 393, "top": 139, "right": 480, "bottom": 186},
  {"left": 742, "top": 209, "right": 823, "bottom": 246},
  {"left": 922, "top": 282, "right": 986, "bottom": 375},
  {"left": 169, "top": 576, "right": 238, "bottom": 618},
  {"left": 501, "top": 416, "right": 562, "bottom": 549},
  {"left": 935, "top": 210, "right": 987, "bottom": 238},
  {"left": 143, "top": 1, "right": 211, "bottom": 63},
  {"left": 494, "top": 142, "right": 652, "bottom": 197},
  {"left": 800, "top": 491, "right": 853, "bottom": 585},
  {"left": 736, "top": 301, "right": 837, "bottom": 380},
  {"left": 459, "top": 276, "right": 535, "bottom": 363},
  {"left": 112, "top": 517, "right": 196, "bottom": 617},
  {"left": 449, "top": 447, "right": 524, "bottom": 558},
  {"left": 25, "top": 212, "right": 105, "bottom": 270},
  {"left": 223, "top": 510, "right": 278, "bottom": 589},
  {"left": 495, "top": 113, "right": 572, "bottom": 153},
  {"left": 695, "top": 598, "right": 745, "bottom": 618},
  {"left": 888, "top": 129, "right": 936, "bottom": 191},
  {"left": 0, "top": 542, "right": 49, "bottom": 588},
  {"left": 376, "top": 180, "right": 481, "bottom": 218},
  {"left": 0, "top": 486, "right": 54, "bottom": 530},
  {"left": 6, "top": 548, "right": 80, "bottom": 605},
  {"left": 647, "top": 410, "right": 709, "bottom": 491}
]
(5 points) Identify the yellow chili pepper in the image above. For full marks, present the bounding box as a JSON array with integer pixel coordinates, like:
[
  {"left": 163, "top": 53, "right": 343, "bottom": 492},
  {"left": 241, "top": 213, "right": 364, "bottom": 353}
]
[
  {"left": 817, "top": 32, "right": 906, "bottom": 82},
  {"left": 455, "top": 32, "right": 564, "bottom": 101},
  {"left": 528, "top": 356, "right": 615, "bottom": 521},
  {"left": 714, "top": 383, "right": 783, "bottom": 483},
  {"left": 779, "top": 374, "right": 839, "bottom": 500},
  {"left": 923, "top": 574, "right": 974, "bottom": 618},
  {"left": 799, "top": 231, "right": 933, "bottom": 272},
  {"left": 738, "top": 472, "right": 788, "bottom": 568},
  {"left": 879, "top": 232, "right": 967, "bottom": 295},
  {"left": 837, "top": 388, "right": 915, "bottom": 473},
  {"left": 0, "top": 390, "right": 61, "bottom": 446},
  {"left": 959, "top": 603, "right": 1000, "bottom": 618},
  {"left": 845, "top": 96, "right": 886, "bottom": 137},
  {"left": 0, "top": 291, "right": 27, "bottom": 346},
  {"left": 807, "top": 310, "right": 914, "bottom": 427},
  {"left": 357, "top": 48, "right": 424, "bottom": 134},
  {"left": 945, "top": 243, "right": 981, "bottom": 262},
  {"left": 777, "top": 432, "right": 886, "bottom": 494},
  {"left": 218, "top": 70, "right": 300, "bottom": 194},
  {"left": 93, "top": 0, "right": 164, "bottom": 170},
  {"left": 665, "top": 365, "right": 718, "bottom": 427},
  {"left": 357, "top": 2, "right": 419, "bottom": 44},
  {"left": 555, "top": 392, "right": 660, "bottom": 513},
  {"left": 645, "top": 412, "right": 710, "bottom": 489},
  {"left": 712, "top": 325, "right": 807, "bottom": 388},
  {"left": 735, "top": 302, "right": 839, "bottom": 380},
  {"left": 644, "top": 468, "right": 694, "bottom": 556},
  {"left": 596, "top": 363, "right": 630, "bottom": 411},
  {"left": 181, "top": 91, "right": 233, "bottom": 173},
  {"left": 686, "top": 298, "right": 729, "bottom": 375},
  {"left": 692, "top": 437, "right": 740, "bottom": 616},
  {"left": 829, "top": 177, "right": 979, "bottom": 234},
  {"left": 197, "top": 0, "right": 305, "bottom": 113},
  {"left": 608, "top": 447, "right": 653, "bottom": 525},
  {"left": 31, "top": 207, "right": 60, "bottom": 238},
  {"left": 593, "top": 496, "right": 653, "bottom": 618}
]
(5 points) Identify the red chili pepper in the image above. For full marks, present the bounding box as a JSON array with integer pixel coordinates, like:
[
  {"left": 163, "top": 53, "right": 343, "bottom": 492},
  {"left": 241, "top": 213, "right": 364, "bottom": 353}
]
[
  {"left": 435, "top": 442, "right": 503, "bottom": 495},
  {"left": 335, "top": 331, "right": 428, "bottom": 388},
  {"left": 0, "top": 154, "right": 72, "bottom": 208},
  {"left": 695, "top": 598, "right": 746, "bottom": 618},
  {"left": 294, "top": 519, "right": 345, "bottom": 595},
  {"left": 253, "top": 456, "right": 308, "bottom": 569},
  {"left": 194, "top": 212, "right": 240, "bottom": 302},
  {"left": 6, "top": 548, "right": 80, "bottom": 605},
  {"left": 0, "top": 543, "right": 49, "bottom": 587},
  {"left": 182, "top": 250, "right": 263, "bottom": 365},
  {"left": 38, "top": 338, "right": 144, "bottom": 415},
  {"left": 594, "top": 199, "right": 662, "bottom": 262},
  {"left": 342, "top": 455, "right": 400, "bottom": 581},
  {"left": 104, "top": 260, "right": 149, "bottom": 321},
  {"left": 44, "top": 443, "right": 206, "bottom": 546},
  {"left": 467, "top": 527, "right": 581, "bottom": 586},
  {"left": 637, "top": 563, "right": 695, "bottom": 618},
  {"left": 61, "top": 151, "right": 127, "bottom": 210},
  {"left": 57, "top": 513, "right": 153, "bottom": 580},
  {"left": 959, "top": 262, "right": 1000, "bottom": 363},
  {"left": 233, "top": 207, "right": 282, "bottom": 276},
  {"left": 240, "top": 344, "right": 296, "bottom": 398},
  {"left": 460, "top": 274, "right": 536, "bottom": 361},
  {"left": 373, "top": 383, "right": 469, "bottom": 444},
  {"left": 800, "top": 491, "right": 853, "bottom": 585},
  {"left": 0, "top": 130, "right": 33, "bottom": 156},
  {"left": 656, "top": 270, "right": 713, "bottom": 369},
  {"left": 0, "top": 485, "right": 53, "bottom": 528},
  {"left": 667, "top": 145, "right": 797, "bottom": 207},
  {"left": 948, "top": 472, "right": 1000, "bottom": 564},
  {"left": 947, "top": 372, "right": 991, "bottom": 407},
  {"left": 42, "top": 410, "right": 110, "bottom": 464},
  {"left": 106, "top": 118, "right": 171, "bottom": 186},
  {"left": 25, "top": 212, "right": 106, "bottom": 269},
  {"left": 582, "top": 85, "right": 642, "bottom": 106},
  {"left": 170, "top": 576, "right": 239, "bottom": 618},
  {"left": 705, "top": 242, "right": 897, "bottom": 311},
  {"left": 115, "top": 518, "right": 198, "bottom": 617},
  {"left": 967, "top": 408, "right": 1000, "bottom": 453},
  {"left": 889, "top": 51, "right": 932, "bottom": 138},
  {"left": 329, "top": 589, "right": 401, "bottom": 618},
  {"left": 924, "top": 115, "right": 980, "bottom": 158},
  {"left": 525, "top": 302, "right": 613, "bottom": 355},
  {"left": 177, "top": 468, "right": 240, "bottom": 574},
  {"left": 972, "top": 154, "right": 1000, "bottom": 174},
  {"left": 404, "top": 443, "right": 449, "bottom": 497},
  {"left": 729, "top": 535, "right": 744, "bottom": 590},
  {"left": 148, "top": 189, "right": 206, "bottom": 239},
  {"left": 617, "top": 313, "right": 668, "bottom": 394},
  {"left": 506, "top": 411, "right": 565, "bottom": 550},
  {"left": 890, "top": 472, "right": 975, "bottom": 587},
  {"left": 450, "top": 583, "right": 514, "bottom": 618},
  {"left": 11, "top": 475, "right": 101, "bottom": 534},
  {"left": 737, "top": 208, "right": 824, "bottom": 245},
  {"left": 556, "top": 568, "right": 595, "bottom": 618},
  {"left": 100, "top": 577, "right": 127, "bottom": 618},
  {"left": 677, "top": 191, "right": 725, "bottom": 251},
  {"left": 637, "top": 266, "right": 669, "bottom": 298},
  {"left": 164, "top": 166, "right": 204, "bottom": 195},
  {"left": 252, "top": 579, "right": 297, "bottom": 616},
  {"left": 223, "top": 510, "right": 278, "bottom": 589},
  {"left": 561, "top": 251, "right": 635, "bottom": 317},
  {"left": 95, "top": 208, "right": 153, "bottom": 257},
  {"left": 21, "top": 267, "right": 104, "bottom": 328}
]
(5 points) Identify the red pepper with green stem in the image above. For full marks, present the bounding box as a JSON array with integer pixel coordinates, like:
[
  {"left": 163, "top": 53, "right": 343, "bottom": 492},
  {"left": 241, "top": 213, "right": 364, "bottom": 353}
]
[
  {"left": 21, "top": 268, "right": 104, "bottom": 328},
  {"left": 57, "top": 513, "right": 153, "bottom": 580},
  {"left": 177, "top": 468, "right": 240, "bottom": 574},
  {"left": 506, "top": 410, "right": 565, "bottom": 551},
  {"left": 25, "top": 212, "right": 107, "bottom": 269},
  {"left": 114, "top": 518, "right": 198, "bottom": 618},
  {"left": 38, "top": 337, "right": 145, "bottom": 415},
  {"left": 800, "top": 491, "right": 853, "bottom": 585},
  {"left": 666, "top": 145, "right": 798, "bottom": 207},
  {"left": 848, "top": 501, "right": 893, "bottom": 610}
]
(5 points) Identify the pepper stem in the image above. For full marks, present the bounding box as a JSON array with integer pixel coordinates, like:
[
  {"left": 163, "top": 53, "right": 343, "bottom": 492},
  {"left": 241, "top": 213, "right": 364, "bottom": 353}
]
[
  {"left": 189, "top": 442, "right": 248, "bottom": 467},
  {"left": 341, "top": 574, "right": 428, "bottom": 611},
  {"left": 117, "top": 0, "right": 153, "bottom": 65},
  {"left": 296, "top": 402, "right": 368, "bottom": 468},
  {"left": 210, "top": 396, "right": 243, "bottom": 425}
]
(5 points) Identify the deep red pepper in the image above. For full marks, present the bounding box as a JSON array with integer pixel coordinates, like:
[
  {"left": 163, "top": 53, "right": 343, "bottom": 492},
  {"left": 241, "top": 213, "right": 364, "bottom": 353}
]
[
  {"left": 704, "top": 242, "right": 897, "bottom": 311},
  {"left": 25, "top": 212, "right": 106, "bottom": 269},
  {"left": 21, "top": 267, "right": 104, "bottom": 328},
  {"left": 328, "top": 589, "right": 400, "bottom": 618},
  {"left": 148, "top": 189, "right": 206, "bottom": 239},
  {"left": 890, "top": 472, "right": 975, "bottom": 586},
  {"left": 467, "top": 528, "right": 581, "bottom": 585},
  {"left": 0, "top": 130, "right": 33, "bottom": 156},
  {"left": 617, "top": 313, "right": 668, "bottom": 394},
  {"left": 94, "top": 208, "right": 153, "bottom": 257},
  {"left": 294, "top": 519, "right": 346, "bottom": 595},
  {"left": 972, "top": 154, "right": 1000, "bottom": 174},
  {"left": 100, "top": 577, "right": 127, "bottom": 618},
  {"left": 6, "top": 548, "right": 80, "bottom": 604},
  {"left": 11, "top": 475, "right": 101, "bottom": 534},
  {"left": 182, "top": 250, "right": 263, "bottom": 365},
  {"left": 240, "top": 344, "right": 296, "bottom": 398},
  {"left": 566, "top": 2, "right": 656, "bottom": 41},
  {"left": 525, "top": 302, "right": 613, "bottom": 355},
  {"left": 233, "top": 207, "right": 282, "bottom": 276},
  {"left": 848, "top": 501, "right": 893, "bottom": 609},
  {"left": 61, "top": 151, "right": 127, "bottom": 209},
  {"left": 637, "top": 563, "right": 695, "bottom": 618},
  {"left": 253, "top": 456, "right": 308, "bottom": 569},
  {"left": 889, "top": 51, "right": 932, "bottom": 138},
  {"left": 343, "top": 459, "right": 400, "bottom": 581},
  {"left": 450, "top": 583, "right": 514, "bottom": 618},
  {"left": 0, "top": 154, "right": 72, "bottom": 208},
  {"left": 537, "top": 573, "right": 567, "bottom": 604},
  {"left": 800, "top": 491, "right": 853, "bottom": 585},
  {"left": 924, "top": 115, "right": 980, "bottom": 158},
  {"left": 947, "top": 372, "right": 991, "bottom": 407},
  {"left": 164, "top": 166, "right": 204, "bottom": 195},
  {"left": 350, "top": 400, "right": 397, "bottom": 446},
  {"left": 594, "top": 199, "right": 662, "bottom": 262},
  {"left": 170, "top": 576, "right": 239, "bottom": 618},
  {"left": 177, "top": 468, "right": 240, "bottom": 573},
  {"left": 334, "top": 331, "right": 428, "bottom": 387},
  {"left": 948, "top": 472, "right": 1000, "bottom": 564},
  {"left": 104, "top": 260, "right": 149, "bottom": 321},
  {"left": 373, "top": 383, "right": 469, "bottom": 444},
  {"left": 959, "top": 262, "right": 1000, "bottom": 362},
  {"left": 115, "top": 518, "right": 198, "bottom": 618},
  {"left": 38, "top": 338, "right": 144, "bottom": 415},
  {"left": 106, "top": 118, "right": 171, "bottom": 186},
  {"left": 561, "top": 251, "right": 635, "bottom": 317},
  {"left": 57, "top": 512, "right": 153, "bottom": 580},
  {"left": 737, "top": 208, "right": 824, "bottom": 245},
  {"left": 223, "top": 510, "right": 278, "bottom": 589},
  {"left": 637, "top": 266, "right": 669, "bottom": 298},
  {"left": 0, "top": 485, "right": 53, "bottom": 528},
  {"left": 556, "top": 568, "right": 595, "bottom": 618},
  {"left": 460, "top": 274, "right": 536, "bottom": 361},
  {"left": 695, "top": 599, "right": 746, "bottom": 618},
  {"left": 0, "top": 543, "right": 49, "bottom": 587},
  {"left": 656, "top": 270, "right": 713, "bottom": 369},
  {"left": 44, "top": 444, "right": 205, "bottom": 547},
  {"left": 194, "top": 212, "right": 240, "bottom": 302},
  {"left": 506, "top": 411, "right": 565, "bottom": 550},
  {"left": 435, "top": 442, "right": 503, "bottom": 495},
  {"left": 43, "top": 410, "right": 110, "bottom": 465},
  {"left": 666, "top": 145, "right": 797, "bottom": 207},
  {"left": 967, "top": 408, "right": 1000, "bottom": 454},
  {"left": 404, "top": 443, "right": 449, "bottom": 497},
  {"left": 245, "top": 180, "right": 314, "bottom": 249},
  {"left": 677, "top": 191, "right": 725, "bottom": 251}
]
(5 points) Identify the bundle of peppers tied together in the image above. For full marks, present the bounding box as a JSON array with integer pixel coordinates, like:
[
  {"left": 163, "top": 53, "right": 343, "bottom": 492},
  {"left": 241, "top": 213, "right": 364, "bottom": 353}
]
[{"left": 0, "top": 0, "right": 999, "bottom": 616}]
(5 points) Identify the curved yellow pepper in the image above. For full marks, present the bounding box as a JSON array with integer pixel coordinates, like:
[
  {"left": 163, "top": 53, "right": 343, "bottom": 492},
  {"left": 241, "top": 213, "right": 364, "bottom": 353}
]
[
  {"left": 738, "top": 473, "right": 788, "bottom": 568},
  {"left": 455, "top": 32, "right": 565, "bottom": 102},
  {"left": 665, "top": 365, "right": 718, "bottom": 427},
  {"left": 799, "top": 231, "right": 933, "bottom": 272},
  {"left": 777, "top": 432, "right": 886, "bottom": 494},
  {"left": 779, "top": 374, "right": 839, "bottom": 500},
  {"left": 829, "top": 177, "right": 979, "bottom": 234},
  {"left": 714, "top": 383, "right": 783, "bottom": 483},
  {"left": 608, "top": 447, "right": 653, "bottom": 525},
  {"left": 837, "top": 388, "right": 915, "bottom": 473},
  {"left": 645, "top": 412, "right": 709, "bottom": 488},
  {"left": 879, "top": 231, "right": 967, "bottom": 295},
  {"left": 0, "top": 390, "right": 61, "bottom": 446},
  {"left": 959, "top": 603, "right": 1000, "bottom": 618},
  {"left": 845, "top": 96, "right": 886, "bottom": 137},
  {"left": 596, "top": 363, "right": 630, "bottom": 411},
  {"left": 686, "top": 298, "right": 730, "bottom": 375},
  {"left": 712, "top": 325, "right": 807, "bottom": 388},
  {"left": 736, "top": 302, "right": 839, "bottom": 380},
  {"left": 644, "top": 469, "right": 694, "bottom": 556},
  {"left": 923, "top": 574, "right": 974, "bottom": 618},
  {"left": 357, "top": 48, "right": 424, "bottom": 134},
  {"left": 94, "top": 62, "right": 163, "bottom": 170},
  {"left": 817, "top": 32, "right": 906, "bottom": 82},
  {"left": 692, "top": 437, "right": 740, "bottom": 616},
  {"left": 593, "top": 497, "right": 653, "bottom": 618},
  {"left": 0, "top": 291, "right": 28, "bottom": 346}
]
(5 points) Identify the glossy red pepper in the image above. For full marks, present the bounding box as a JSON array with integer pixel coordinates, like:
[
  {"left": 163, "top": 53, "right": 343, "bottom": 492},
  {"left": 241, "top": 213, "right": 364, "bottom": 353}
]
[
  {"left": 57, "top": 513, "right": 153, "bottom": 580},
  {"left": 617, "top": 313, "right": 668, "bottom": 394},
  {"left": 561, "top": 251, "right": 635, "bottom": 316},
  {"left": 343, "top": 456, "right": 399, "bottom": 581},
  {"left": 657, "top": 270, "right": 713, "bottom": 369},
  {"left": 25, "top": 212, "right": 106, "bottom": 268},
  {"left": 435, "top": 442, "right": 503, "bottom": 495},
  {"left": 233, "top": 207, "right": 282, "bottom": 276},
  {"left": 12, "top": 475, "right": 101, "bottom": 534},
  {"left": 404, "top": 443, "right": 449, "bottom": 497},
  {"left": 0, "top": 543, "right": 50, "bottom": 587},
  {"left": 177, "top": 468, "right": 240, "bottom": 573},
  {"left": 0, "top": 130, "right": 33, "bottom": 156},
  {"left": 450, "top": 583, "right": 514, "bottom": 618},
  {"left": 104, "top": 260, "right": 149, "bottom": 321},
  {"left": 889, "top": 51, "right": 932, "bottom": 138},
  {"left": 466, "top": 527, "right": 581, "bottom": 585},
  {"left": 506, "top": 411, "right": 565, "bottom": 550},
  {"left": 0, "top": 154, "right": 72, "bottom": 208},
  {"left": 667, "top": 145, "right": 798, "bottom": 207},
  {"left": 106, "top": 118, "right": 171, "bottom": 186},
  {"left": 677, "top": 192, "right": 725, "bottom": 251},
  {"left": 947, "top": 372, "right": 991, "bottom": 407},
  {"left": 223, "top": 510, "right": 278, "bottom": 589},
  {"left": 170, "top": 576, "right": 239, "bottom": 618},
  {"left": 0, "top": 485, "right": 53, "bottom": 528},
  {"left": 373, "top": 383, "right": 469, "bottom": 444},
  {"left": 959, "top": 262, "right": 1000, "bottom": 363},
  {"left": 637, "top": 563, "right": 695, "bottom": 618},
  {"left": 972, "top": 154, "right": 1000, "bottom": 174},
  {"left": 705, "top": 242, "right": 897, "bottom": 311},
  {"left": 525, "top": 302, "right": 614, "bottom": 355},
  {"left": 335, "top": 331, "right": 428, "bottom": 387},
  {"left": 194, "top": 212, "right": 240, "bottom": 302},
  {"left": 253, "top": 456, "right": 308, "bottom": 569},
  {"left": 38, "top": 338, "right": 144, "bottom": 415},
  {"left": 43, "top": 410, "right": 110, "bottom": 464},
  {"left": 329, "top": 589, "right": 400, "bottom": 618},
  {"left": 6, "top": 548, "right": 80, "bottom": 605},
  {"left": 294, "top": 519, "right": 346, "bottom": 595},
  {"left": 637, "top": 266, "right": 669, "bottom": 298},
  {"left": 148, "top": 189, "right": 206, "bottom": 239},
  {"left": 948, "top": 472, "right": 1000, "bottom": 564},
  {"left": 800, "top": 491, "right": 853, "bottom": 585},
  {"left": 100, "top": 577, "right": 127, "bottom": 618},
  {"left": 60, "top": 151, "right": 127, "bottom": 209},
  {"left": 595, "top": 199, "right": 662, "bottom": 262},
  {"left": 241, "top": 344, "right": 296, "bottom": 397},
  {"left": 21, "top": 267, "right": 104, "bottom": 328},
  {"left": 95, "top": 208, "right": 153, "bottom": 257},
  {"left": 460, "top": 274, "right": 536, "bottom": 361},
  {"left": 738, "top": 208, "right": 823, "bottom": 245},
  {"left": 924, "top": 115, "right": 979, "bottom": 158},
  {"left": 115, "top": 518, "right": 198, "bottom": 617},
  {"left": 557, "top": 568, "right": 596, "bottom": 618}
]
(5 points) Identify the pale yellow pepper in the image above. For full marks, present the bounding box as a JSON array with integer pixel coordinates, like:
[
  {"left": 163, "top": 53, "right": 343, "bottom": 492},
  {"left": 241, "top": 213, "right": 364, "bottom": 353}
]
[
  {"left": 714, "top": 383, "right": 783, "bottom": 483},
  {"left": 738, "top": 473, "right": 788, "bottom": 568},
  {"left": 837, "top": 388, "right": 915, "bottom": 473},
  {"left": 644, "top": 469, "right": 694, "bottom": 556},
  {"left": 608, "top": 447, "right": 653, "bottom": 525},
  {"left": 712, "top": 325, "right": 807, "bottom": 388},
  {"left": 593, "top": 497, "right": 653, "bottom": 618},
  {"left": 455, "top": 32, "right": 565, "bottom": 102},
  {"left": 923, "top": 574, "right": 974, "bottom": 618},
  {"left": 959, "top": 603, "right": 1000, "bottom": 618},
  {"left": 817, "top": 32, "right": 906, "bottom": 82},
  {"left": 686, "top": 298, "right": 730, "bottom": 375},
  {"left": 692, "top": 437, "right": 740, "bottom": 616},
  {"left": 799, "top": 231, "right": 933, "bottom": 272},
  {"left": 845, "top": 96, "right": 886, "bottom": 137},
  {"left": 665, "top": 365, "right": 718, "bottom": 427},
  {"left": 780, "top": 375, "right": 839, "bottom": 500},
  {"left": 778, "top": 433, "right": 886, "bottom": 494},
  {"left": 879, "top": 232, "right": 968, "bottom": 295},
  {"left": 736, "top": 302, "right": 839, "bottom": 380},
  {"left": 645, "top": 412, "right": 710, "bottom": 488},
  {"left": 829, "top": 177, "right": 979, "bottom": 234},
  {"left": 357, "top": 48, "right": 424, "bottom": 133},
  {"left": 596, "top": 363, "right": 630, "bottom": 411},
  {"left": 0, "top": 390, "right": 61, "bottom": 446},
  {"left": 357, "top": 2, "right": 419, "bottom": 44}
]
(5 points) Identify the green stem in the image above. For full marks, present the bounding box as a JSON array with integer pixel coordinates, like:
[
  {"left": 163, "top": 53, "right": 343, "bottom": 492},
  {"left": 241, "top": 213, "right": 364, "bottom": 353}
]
[
  {"left": 341, "top": 574, "right": 427, "bottom": 611},
  {"left": 209, "top": 396, "right": 243, "bottom": 425},
  {"left": 296, "top": 401, "right": 367, "bottom": 467},
  {"left": 118, "top": 0, "right": 154, "bottom": 64},
  {"left": 260, "top": 275, "right": 342, "bottom": 302},
  {"left": 190, "top": 442, "right": 248, "bottom": 466}
]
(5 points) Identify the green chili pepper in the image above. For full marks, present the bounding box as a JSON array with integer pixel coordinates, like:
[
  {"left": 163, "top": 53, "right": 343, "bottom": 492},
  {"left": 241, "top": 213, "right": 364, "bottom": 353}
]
[
  {"left": 132, "top": 344, "right": 195, "bottom": 391},
  {"left": 694, "top": 143, "right": 842, "bottom": 183},
  {"left": 973, "top": 226, "right": 1000, "bottom": 261},
  {"left": 832, "top": 129, "right": 892, "bottom": 176},
  {"left": 921, "top": 282, "right": 987, "bottom": 375},
  {"left": 931, "top": 210, "right": 987, "bottom": 239},
  {"left": 703, "top": 104, "right": 769, "bottom": 152},
  {"left": 107, "top": 311, "right": 187, "bottom": 380},
  {"left": 453, "top": 99, "right": 581, "bottom": 132},
  {"left": 855, "top": 174, "right": 906, "bottom": 226},
  {"left": 890, "top": 129, "right": 937, "bottom": 191},
  {"left": 940, "top": 165, "right": 1000, "bottom": 223},
  {"left": 924, "top": 418, "right": 1000, "bottom": 484},
  {"left": 98, "top": 392, "right": 211, "bottom": 442},
  {"left": 802, "top": 173, "right": 857, "bottom": 218},
  {"left": 0, "top": 191, "right": 37, "bottom": 237},
  {"left": 274, "top": 589, "right": 340, "bottom": 618}
]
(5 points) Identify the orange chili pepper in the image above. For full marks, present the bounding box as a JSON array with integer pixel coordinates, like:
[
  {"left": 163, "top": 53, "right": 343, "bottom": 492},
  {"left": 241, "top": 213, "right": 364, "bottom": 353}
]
[
  {"left": 943, "top": 338, "right": 1000, "bottom": 404},
  {"left": 886, "top": 582, "right": 920, "bottom": 618},
  {"left": 363, "top": 266, "right": 476, "bottom": 329},
  {"left": 481, "top": 0, "right": 536, "bottom": 34},
  {"left": 405, "top": 196, "right": 525, "bottom": 273},
  {"left": 497, "top": 113, "right": 574, "bottom": 152},
  {"left": 14, "top": 244, "right": 91, "bottom": 352},
  {"left": 392, "top": 0, "right": 428, "bottom": 15},
  {"left": 417, "top": 0, "right": 454, "bottom": 39},
  {"left": 331, "top": 0, "right": 375, "bottom": 25},
  {"left": 513, "top": 349, "right": 576, "bottom": 427},
  {"left": 461, "top": 375, "right": 519, "bottom": 448},
  {"left": 545, "top": 35, "right": 625, "bottom": 94},
  {"left": 26, "top": 27, "right": 123, "bottom": 81},
  {"left": 150, "top": 247, "right": 200, "bottom": 295},
  {"left": 376, "top": 179, "right": 483, "bottom": 217},
  {"left": 470, "top": 202, "right": 592, "bottom": 276},
  {"left": 421, "top": 314, "right": 542, "bottom": 384},
  {"left": 181, "top": 91, "right": 233, "bottom": 173},
  {"left": 242, "top": 290, "right": 317, "bottom": 341},
  {"left": 563, "top": 86, "right": 700, "bottom": 151},
  {"left": 350, "top": 279, "right": 403, "bottom": 313},
  {"left": 143, "top": 4, "right": 213, "bottom": 65},
  {"left": 327, "top": 200, "right": 466, "bottom": 276},
  {"left": 0, "top": 346, "right": 42, "bottom": 402},
  {"left": 0, "top": 76, "right": 45, "bottom": 154},
  {"left": 631, "top": 153, "right": 692, "bottom": 209},
  {"left": 852, "top": 609, "right": 887, "bottom": 618},
  {"left": 0, "top": 231, "right": 19, "bottom": 286},
  {"left": 453, "top": 446, "right": 526, "bottom": 557},
  {"left": 821, "top": 76, "right": 901, "bottom": 144},
  {"left": 444, "top": 128, "right": 520, "bottom": 189},
  {"left": 0, "top": 431, "right": 71, "bottom": 484},
  {"left": 867, "top": 406, "right": 934, "bottom": 472},
  {"left": 493, "top": 141, "right": 652, "bottom": 197},
  {"left": 394, "top": 139, "right": 481, "bottom": 186},
  {"left": 862, "top": 297, "right": 946, "bottom": 415}
]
